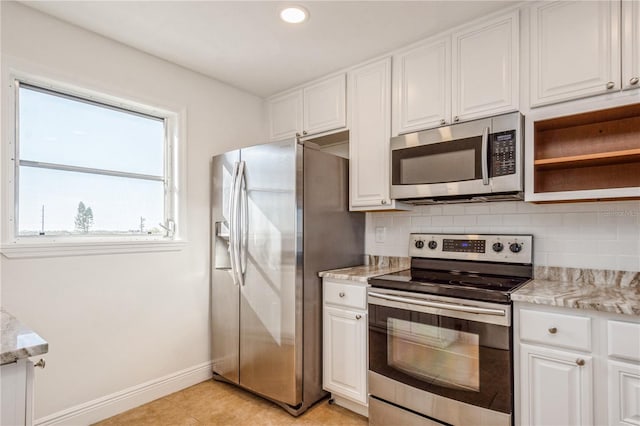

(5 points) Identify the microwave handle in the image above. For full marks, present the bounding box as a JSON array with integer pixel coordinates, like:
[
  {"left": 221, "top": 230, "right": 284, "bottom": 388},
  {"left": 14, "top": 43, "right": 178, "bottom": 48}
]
[{"left": 481, "top": 126, "right": 490, "bottom": 185}]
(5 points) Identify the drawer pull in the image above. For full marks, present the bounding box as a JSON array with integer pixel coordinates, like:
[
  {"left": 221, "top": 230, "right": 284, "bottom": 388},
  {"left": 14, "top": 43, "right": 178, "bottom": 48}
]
[
  {"left": 548, "top": 327, "right": 557, "bottom": 334},
  {"left": 576, "top": 358, "right": 585, "bottom": 366},
  {"left": 35, "top": 359, "right": 46, "bottom": 369},
  {"left": 339, "top": 292, "right": 345, "bottom": 298},
  {"left": 356, "top": 314, "right": 362, "bottom": 320}
]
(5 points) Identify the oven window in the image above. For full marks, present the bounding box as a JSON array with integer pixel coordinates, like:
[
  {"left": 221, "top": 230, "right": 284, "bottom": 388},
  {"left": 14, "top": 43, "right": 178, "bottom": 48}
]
[{"left": 388, "top": 318, "right": 479, "bottom": 391}]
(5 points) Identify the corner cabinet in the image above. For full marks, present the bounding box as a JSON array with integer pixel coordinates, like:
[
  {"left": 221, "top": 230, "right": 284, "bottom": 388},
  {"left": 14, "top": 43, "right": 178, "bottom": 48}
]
[
  {"left": 322, "top": 278, "right": 368, "bottom": 416},
  {"left": 392, "top": 10, "right": 518, "bottom": 135},
  {"left": 529, "top": 0, "right": 640, "bottom": 107},
  {"left": 515, "top": 302, "right": 640, "bottom": 426},
  {"left": 267, "top": 74, "right": 346, "bottom": 141},
  {"left": 349, "top": 58, "right": 409, "bottom": 211}
]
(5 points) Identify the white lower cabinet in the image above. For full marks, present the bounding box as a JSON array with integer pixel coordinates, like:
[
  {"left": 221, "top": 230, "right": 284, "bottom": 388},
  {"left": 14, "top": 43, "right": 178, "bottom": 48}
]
[
  {"left": 608, "top": 360, "right": 640, "bottom": 425},
  {"left": 1, "top": 359, "right": 35, "bottom": 426},
  {"left": 322, "top": 278, "right": 368, "bottom": 416},
  {"left": 516, "top": 303, "right": 640, "bottom": 426},
  {"left": 519, "top": 344, "right": 593, "bottom": 426}
]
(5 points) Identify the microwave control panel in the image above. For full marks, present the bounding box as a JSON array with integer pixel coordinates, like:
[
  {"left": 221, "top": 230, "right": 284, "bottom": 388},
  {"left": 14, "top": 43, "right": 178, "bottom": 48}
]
[{"left": 491, "top": 130, "right": 516, "bottom": 177}]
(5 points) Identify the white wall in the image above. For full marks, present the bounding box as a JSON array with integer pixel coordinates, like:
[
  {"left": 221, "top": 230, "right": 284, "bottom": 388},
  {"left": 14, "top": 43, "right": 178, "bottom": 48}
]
[
  {"left": 0, "top": 2, "right": 264, "bottom": 420},
  {"left": 366, "top": 200, "right": 640, "bottom": 272}
]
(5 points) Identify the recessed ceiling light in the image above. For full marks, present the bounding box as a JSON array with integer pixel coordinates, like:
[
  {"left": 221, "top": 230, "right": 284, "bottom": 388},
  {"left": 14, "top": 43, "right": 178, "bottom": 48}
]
[{"left": 280, "top": 6, "right": 308, "bottom": 24}]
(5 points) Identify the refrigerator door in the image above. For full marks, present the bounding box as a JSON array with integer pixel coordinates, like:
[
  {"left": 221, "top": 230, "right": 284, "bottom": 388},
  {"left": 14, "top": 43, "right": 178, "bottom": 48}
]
[
  {"left": 211, "top": 150, "right": 241, "bottom": 384},
  {"left": 238, "top": 139, "right": 302, "bottom": 406}
]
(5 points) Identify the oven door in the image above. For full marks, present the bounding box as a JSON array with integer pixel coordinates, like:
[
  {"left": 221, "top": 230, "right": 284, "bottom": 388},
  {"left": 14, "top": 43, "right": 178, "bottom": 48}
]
[{"left": 368, "top": 288, "right": 512, "bottom": 425}]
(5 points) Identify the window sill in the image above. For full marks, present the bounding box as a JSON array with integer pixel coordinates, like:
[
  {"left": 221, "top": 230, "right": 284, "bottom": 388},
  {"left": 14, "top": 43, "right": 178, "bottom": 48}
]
[{"left": 0, "top": 239, "right": 188, "bottom": 259}]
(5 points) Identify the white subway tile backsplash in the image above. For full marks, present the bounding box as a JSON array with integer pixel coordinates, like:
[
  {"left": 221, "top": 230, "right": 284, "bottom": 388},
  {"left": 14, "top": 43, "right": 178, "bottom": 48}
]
[
  {"left": 453, "top": 215, "right": 477, "bottom": 226},
  {"left": 464, "top": 204, "right": 492, "bottom": 215},
  {"left": 502, "top": 214, "right": 531, "bottom": 226},
  {"left": 431, "top": 216, "right": 454, "bottom": 227},
  {"left": 442, "top": 204, "right": 466, "bottom": 215},
  {"left": 366, "top": 200, "right": 640, "bottom": 271},
  {"left": 477, "top": 214, "right": 503, "bottom": 226}
]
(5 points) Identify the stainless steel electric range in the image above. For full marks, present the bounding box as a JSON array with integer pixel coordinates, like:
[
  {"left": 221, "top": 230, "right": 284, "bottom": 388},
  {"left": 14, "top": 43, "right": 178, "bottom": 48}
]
[{"left": 367, "top": 233, "right": 533, "bottom": 426}]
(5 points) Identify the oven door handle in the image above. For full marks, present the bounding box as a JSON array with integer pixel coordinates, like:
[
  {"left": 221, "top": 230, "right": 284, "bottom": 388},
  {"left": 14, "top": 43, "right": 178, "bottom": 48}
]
[{"left": 368, "top": 291, "right": 506, "bottom": 316}]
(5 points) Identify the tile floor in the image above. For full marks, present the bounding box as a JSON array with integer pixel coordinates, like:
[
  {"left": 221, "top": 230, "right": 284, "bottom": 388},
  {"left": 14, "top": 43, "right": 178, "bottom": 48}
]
[{"left": 94, "top": 379, "right": 367, "bottom": 425}]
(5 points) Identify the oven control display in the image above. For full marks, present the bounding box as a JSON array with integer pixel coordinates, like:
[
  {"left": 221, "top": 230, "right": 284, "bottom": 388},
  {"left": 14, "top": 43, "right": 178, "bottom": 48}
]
[{"left": 442, "top": 239, "right": 486, "bottom": 253}]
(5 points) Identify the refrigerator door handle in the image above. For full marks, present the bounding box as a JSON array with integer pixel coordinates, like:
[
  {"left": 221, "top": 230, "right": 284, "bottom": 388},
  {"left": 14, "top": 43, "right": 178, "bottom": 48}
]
[
  {"left": 240, "top": 163, "right": 248, "bottom": 283},
  {"left": 228, "top": 161, "right": 240, "bottom": 286},
  {"left": 233, "top": 161, "right": 245, "bottom": 286}
]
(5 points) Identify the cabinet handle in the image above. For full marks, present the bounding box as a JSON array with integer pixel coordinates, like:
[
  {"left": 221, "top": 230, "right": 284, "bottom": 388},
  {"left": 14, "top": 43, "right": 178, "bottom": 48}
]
[
  {"left": 548, "top": 327, "right": 557, "bottom": 334},
  {"left": 303, "top": 130, "right": 308, "bottom": 135},
  {"left": 606, "top": 81, "right": 615, "bottom": 90},
  {"left": 630, "top": 77, "right": 639, "bottom": 86},
  {"left": 34, "top": 359, "right": 46, "bottom": 369},
  {"left": 339, "top": 292, "right": 345, "bottom": 298},
  {"left": 440, "top": 119, "right": 446, "bottom": 125},
  {"left": 356, "top": 314, "right": 362, "bottom": 320},
  {"left": 454, "top": 116, "right": 460, "bottom": 122},
  {"left": 295, "top": 132, "right": 301, "bottom": 137},
  {"left": 576, "top": 359, "right": 585, "bottom": 366},
  {"left": 381, "top": 200, "right": 387, "bottom": 205}
]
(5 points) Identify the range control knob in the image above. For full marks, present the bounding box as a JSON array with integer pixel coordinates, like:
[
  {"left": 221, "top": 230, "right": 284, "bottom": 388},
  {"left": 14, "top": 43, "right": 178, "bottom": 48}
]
[
  {"left": 415, "top": 240, "right": 425, "bottom": 249},
  {"left": 509, "top": 242, "right": 523, "bottom": 253},
  {"left": 492, "top": 242, "right": 504, "bottom": 252},
  {"left": 428, "top": 240, "right": 438, "bottom": 250}
]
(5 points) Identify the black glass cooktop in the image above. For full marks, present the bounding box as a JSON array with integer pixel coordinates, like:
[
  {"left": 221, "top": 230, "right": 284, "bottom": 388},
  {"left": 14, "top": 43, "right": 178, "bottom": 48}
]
[{"left": 369, "top": 268, "right": 531, "bottom": 304}]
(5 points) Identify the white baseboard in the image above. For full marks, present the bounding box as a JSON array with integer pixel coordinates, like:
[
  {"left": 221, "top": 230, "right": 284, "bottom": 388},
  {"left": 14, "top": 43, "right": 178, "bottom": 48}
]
[{"left": 34, "top": 361, "right": 213, "bottom": 426}]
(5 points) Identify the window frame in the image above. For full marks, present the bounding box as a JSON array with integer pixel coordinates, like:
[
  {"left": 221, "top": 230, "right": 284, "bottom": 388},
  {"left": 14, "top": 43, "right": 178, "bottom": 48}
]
[{"left": 1, "top": 73, "right": 186, "bottom": 258}]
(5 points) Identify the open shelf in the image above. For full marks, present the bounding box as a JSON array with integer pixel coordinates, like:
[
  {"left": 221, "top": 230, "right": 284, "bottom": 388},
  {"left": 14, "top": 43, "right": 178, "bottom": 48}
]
[
  {"left": 533, "top": 148, "right": 640, "bottom": 170},
  {"left": 533, "top": 103, "right": 640, "bottom": 197}
]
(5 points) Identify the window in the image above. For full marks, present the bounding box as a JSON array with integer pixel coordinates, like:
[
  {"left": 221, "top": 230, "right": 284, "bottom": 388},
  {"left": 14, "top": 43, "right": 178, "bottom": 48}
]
[{"left": 3, "top": 78, "right": 183, "bottom": 256}]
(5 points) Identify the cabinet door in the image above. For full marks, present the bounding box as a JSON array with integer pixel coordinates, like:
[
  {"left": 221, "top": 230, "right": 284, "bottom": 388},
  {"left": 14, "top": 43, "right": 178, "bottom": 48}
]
[
  {"left": 349, "top": 58, "right": 392, "bottom": 209},
  {"left": 267, "top": 90, "right": 303, "bottom": 141},
  {"left": 608, "top": 360, "right": 640, "bottom": 426},
  {"left": 323, "top": 306, "right": 367, "bottom": 404},
  {"left": 393, "top": 37, "right": 451, "bottom": 135},
  {"left": 303, "top": 74, "right": 346, "bottom": 136},
  {"left": 1, "top": 359, "right": 28, "bottom": 426},
  {"left": 530, "top": 1, "right": 621, "bottom": 107},
  {"left": 520, "top": 343, "right": 593, "bottom": 426},
  {"left": 622, "top": 0, "right": 640, "bottom": 91},
  {"left": 452, "top": 11, "right": 518, "bottom": 122}
]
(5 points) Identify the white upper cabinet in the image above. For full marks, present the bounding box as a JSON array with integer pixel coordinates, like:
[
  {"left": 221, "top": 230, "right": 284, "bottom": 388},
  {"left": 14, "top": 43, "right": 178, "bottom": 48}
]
[
  {"left": 452, "top": 11, "right": 519, "bottom": 122},
  {"left": 529, "top": 1, "right": 621, "bottom": 107},
  {"left": 392, "top": 10, "right": 518, "bottom": 136},
  {"left": 349, "top": 58, "right": 409, "bottom": 211},
  {"left": 267, "top": 90, "right": 303, "bottom": 141},
  {"left": 392, "top": 37, "right": 451, "bottom": 135},
  {"left": 622, "top": 0, "right": 640, "bottom": 90},
  {"left": 303, "top": 74, "right": 346, "bottom": 135},
  {"left": 267, "top": 74, "right": 346, "bottom": 141}
]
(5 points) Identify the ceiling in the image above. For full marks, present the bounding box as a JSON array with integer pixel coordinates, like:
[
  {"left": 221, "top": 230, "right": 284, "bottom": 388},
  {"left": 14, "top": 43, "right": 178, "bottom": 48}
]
[{"left": 22, "top": 1, "right": 516, "bottom": 98}]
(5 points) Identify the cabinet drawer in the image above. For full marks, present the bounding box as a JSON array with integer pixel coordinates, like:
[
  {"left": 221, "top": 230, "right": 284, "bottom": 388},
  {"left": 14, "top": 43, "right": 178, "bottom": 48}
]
[
  {"left": 324, "top": 280, "right": 367, "bottom": 310},
  {"left": 608, "top": 320, "right": 640, "bottom": 362},
  {"left": 520, "top": 309, "right": 591, "bottom": 352}
]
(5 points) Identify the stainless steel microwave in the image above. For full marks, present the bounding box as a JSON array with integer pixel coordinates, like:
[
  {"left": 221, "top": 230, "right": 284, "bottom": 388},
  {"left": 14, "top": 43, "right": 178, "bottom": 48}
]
[{"left": 390, "top": 112, "right": 524, "bottom": 203}]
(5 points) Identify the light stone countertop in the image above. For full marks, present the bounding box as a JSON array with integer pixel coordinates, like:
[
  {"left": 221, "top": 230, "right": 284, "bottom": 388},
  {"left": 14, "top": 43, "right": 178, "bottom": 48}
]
[
  {"left": 1, "top": 308, "right": 48, "bottom": 365},
  {"left": 512, "top": 267, "right": 640, "bottom": 317},
  {"left": 318, "top": 255, "right": 410, "bottom": 283}
]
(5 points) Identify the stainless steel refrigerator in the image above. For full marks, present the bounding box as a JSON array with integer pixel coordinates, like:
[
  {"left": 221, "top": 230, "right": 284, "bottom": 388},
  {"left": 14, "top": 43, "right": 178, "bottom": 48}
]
[{"left": 210, "top": 138, "right": 364, "bottom": 415}]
